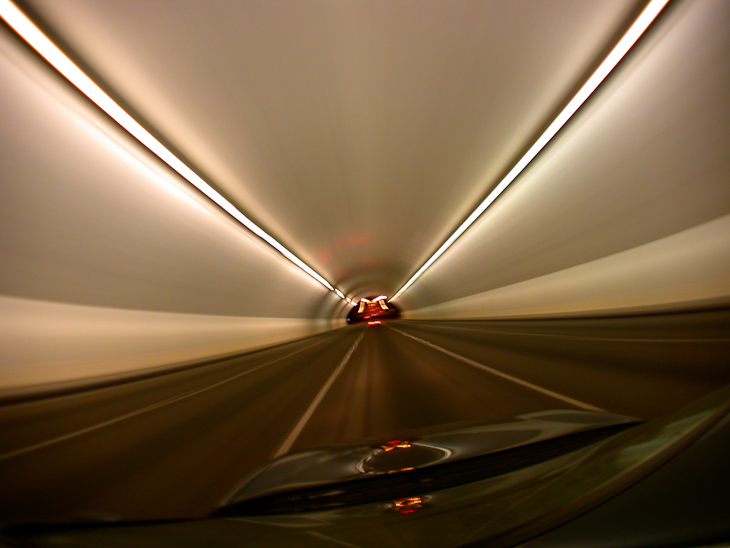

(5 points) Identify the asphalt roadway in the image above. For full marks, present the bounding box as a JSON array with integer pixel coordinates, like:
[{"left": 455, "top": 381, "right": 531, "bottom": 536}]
[{"left": 0, "top": 310, "right": 728, "bottom": 527}]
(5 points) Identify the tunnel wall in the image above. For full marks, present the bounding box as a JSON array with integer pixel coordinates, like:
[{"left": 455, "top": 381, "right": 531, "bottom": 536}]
[
  {"left": 405, "top": 215, "right": 730, "bottom": 320},
  {"left": 402, "top": 0, "right": 730, "bottom": 321},
  {"left": 0, "top": 30, "right": 343, "bottom": 392},
  {"left": 0, "top": 296, "right": 340, "bottom": 391}
]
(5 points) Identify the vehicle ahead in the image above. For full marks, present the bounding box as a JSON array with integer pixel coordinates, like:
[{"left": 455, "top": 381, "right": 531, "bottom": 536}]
[
  {"left": 5, "top": 385, "right": 730, "bottom": 547},
  {"left": 347, "top": 296, "right": 401, "bottom": 325}
]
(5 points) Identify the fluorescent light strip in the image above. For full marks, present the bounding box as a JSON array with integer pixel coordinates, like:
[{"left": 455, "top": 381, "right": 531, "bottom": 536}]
[
  {"left": 0, "top": 0, "right": 347, "bottom": 297},
  {"left": 391, "top": 0, "right": 670, "bottom": 301}
]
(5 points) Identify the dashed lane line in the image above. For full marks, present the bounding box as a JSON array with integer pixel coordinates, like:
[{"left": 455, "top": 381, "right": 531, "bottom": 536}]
[
  {"left": 273, "top": 330, "right": 365, "bottom": 458},
  {"left": 0, "top": 336, "right": 332, "bottom": 462},
  {"left": 388, "top": 326, "right": 604, "bottom": 412}
]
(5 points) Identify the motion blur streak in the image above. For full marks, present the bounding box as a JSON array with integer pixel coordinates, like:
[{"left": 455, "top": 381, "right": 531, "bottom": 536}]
[
  {"left": 0, "top": 335, "right": 327, "bottom": 461},
  {"left": 0, "top": 0, "right": 729, "bottom": 536},
  {"left": 273, "top": 330, "right": 365, "bottom": 458},
  {"left": 391, "top": 0, "right": 670, "bottom": 301},
  {"left": 0, "top": 0, "right": 340, "bottom": 295},
  {"left": 387, "top": 326, "right": 604, "bottom": 412},
  {"left": 0, "top": 314, "right": 728, "bottom": 524}
]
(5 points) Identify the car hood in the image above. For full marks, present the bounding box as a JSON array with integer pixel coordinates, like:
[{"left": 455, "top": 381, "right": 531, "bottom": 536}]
[
  {"left": 220, "top": 409, "right": 639, "bottom": 512},
  {"left": 5, "top": 387, "right": 730, "bottom": 548}
]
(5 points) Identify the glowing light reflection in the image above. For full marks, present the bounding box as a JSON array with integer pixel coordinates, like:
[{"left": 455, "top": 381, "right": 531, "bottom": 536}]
[
  {"left": 391, "top": 0, "right": 671, "bottom": 301},
  {"left": 0, "top": 0, "right": 340, "bottom": 294}
]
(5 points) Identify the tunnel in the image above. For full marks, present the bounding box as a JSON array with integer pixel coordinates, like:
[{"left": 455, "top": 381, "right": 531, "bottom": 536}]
[{"left": 1, "top": 0, "right": 729, "bottom": 546}]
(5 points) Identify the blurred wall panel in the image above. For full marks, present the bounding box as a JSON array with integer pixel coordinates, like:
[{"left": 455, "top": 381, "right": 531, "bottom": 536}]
[
  {"left": 0, "top": 296, "right": 338, "bottom": 390},
  {"left": 404, "top": 0, "right": 730, "bottom": 316},
  {"left": 0, "top": 29, "right": 339, "bottom": 390},
  {"left": 406, "top": 215, "right": 730, "bottom": 320}
]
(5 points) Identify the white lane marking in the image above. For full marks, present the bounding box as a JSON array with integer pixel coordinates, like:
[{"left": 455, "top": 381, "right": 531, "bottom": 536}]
[
  {"left": 388, "top": 326, "right": 604, "bottom": 412},
  {"left": 0, "top": 337, "right": 330, "bottom": 462},
  {"left": 274, "top": 331, "right": 365, "bottom": 458},
  {"left": 416, "top": 323, "right": 729, "bottom": 344}
]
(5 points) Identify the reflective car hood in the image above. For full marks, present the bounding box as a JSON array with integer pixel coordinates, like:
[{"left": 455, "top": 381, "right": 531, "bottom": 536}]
[
  {"left": 6, "top": 389, "right": 730, "bottom": 548},
  {"left": 222, "top": 409, "right": 639, "bottom": 509}
]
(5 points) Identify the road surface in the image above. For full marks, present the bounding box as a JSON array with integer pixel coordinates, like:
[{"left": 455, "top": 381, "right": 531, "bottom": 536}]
[{"left": 0, "top": 310, "right": 728, "bottom": 526}]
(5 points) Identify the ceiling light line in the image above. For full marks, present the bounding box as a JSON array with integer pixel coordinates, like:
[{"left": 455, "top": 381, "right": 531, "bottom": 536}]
[
  {"left": 390, "top": 0, "right": 671, "bottom": 301},
  {"left": 0, "top": 0, "right": 350, "bottom": 298}
]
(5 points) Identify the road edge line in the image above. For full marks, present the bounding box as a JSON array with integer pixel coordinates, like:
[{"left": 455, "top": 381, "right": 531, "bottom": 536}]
[
  {"left": 0, "top": 337, "right": 330, "bottom": 462},
  {"left": 388, "top": 326, "right": 604, "bottom": 412},
  {"left": 273, "top": 330, "right": 365, "bottom": 458}
]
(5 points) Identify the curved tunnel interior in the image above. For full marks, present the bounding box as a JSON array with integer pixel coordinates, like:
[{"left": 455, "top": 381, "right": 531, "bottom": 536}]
[{"left": 0, "top": 0, "right": 729, "bottom": 543}]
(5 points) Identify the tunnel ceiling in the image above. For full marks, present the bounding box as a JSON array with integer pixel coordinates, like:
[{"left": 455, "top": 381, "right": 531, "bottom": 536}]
[
  {"left": 16, "top": 0, "right": 654, "bottom": 302},
  {"left": 5, "top": 0, "right": 727, "bottom": 314}
]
